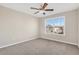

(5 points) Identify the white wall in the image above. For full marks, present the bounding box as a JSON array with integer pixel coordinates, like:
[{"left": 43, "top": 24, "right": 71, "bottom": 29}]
[
  {"left": 0, "top": 6, "right": 39, "bottom": 48},
  {"left": 39, "top": 10, "right": 78, "bottom": 45}
]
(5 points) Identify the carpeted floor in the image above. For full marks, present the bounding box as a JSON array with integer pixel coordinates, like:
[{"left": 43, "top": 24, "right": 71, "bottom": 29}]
[{"left": 0, "top": 38, "right": 79, "bottom": 55}]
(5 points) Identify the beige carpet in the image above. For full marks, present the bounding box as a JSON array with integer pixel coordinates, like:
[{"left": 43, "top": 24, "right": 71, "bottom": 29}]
[{"left": 0, "top": 38, "right": 79, "bottom": 55}]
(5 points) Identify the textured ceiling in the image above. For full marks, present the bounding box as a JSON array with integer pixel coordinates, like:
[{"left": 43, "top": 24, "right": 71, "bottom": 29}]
[{"left": 0, "top": 3, "right": 79, "bottom": 18}]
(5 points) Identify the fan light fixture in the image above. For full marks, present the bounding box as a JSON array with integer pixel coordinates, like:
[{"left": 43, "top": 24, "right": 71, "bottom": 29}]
[{"left": 30, "top": 3, "right": 54, "bottom": 15}]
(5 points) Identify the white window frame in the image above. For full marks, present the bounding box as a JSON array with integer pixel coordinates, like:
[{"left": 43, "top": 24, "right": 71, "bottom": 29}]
[{"left": 45, "top": 16, "right": 65, "bottom": 36}]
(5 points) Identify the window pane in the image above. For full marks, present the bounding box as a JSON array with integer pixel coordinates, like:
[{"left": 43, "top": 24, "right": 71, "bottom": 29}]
[
  {"left": 46, "top": 17, "right": 65, "bottom": 34},
  {"left": 47, "top": 17, "right": 64, "bottom": 26}
]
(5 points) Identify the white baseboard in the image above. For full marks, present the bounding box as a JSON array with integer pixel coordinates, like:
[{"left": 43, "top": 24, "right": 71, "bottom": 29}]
[
  {"left": 0, "top": 36, "right": 38, "bottom": 49},
  {"left": 41, "top": 37, "right": 78, "bottom": 46}
]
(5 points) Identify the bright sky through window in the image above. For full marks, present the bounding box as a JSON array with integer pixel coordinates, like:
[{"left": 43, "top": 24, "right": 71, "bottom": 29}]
[{"left": 47, "top": 17, "right": 64, "bottom": 26}]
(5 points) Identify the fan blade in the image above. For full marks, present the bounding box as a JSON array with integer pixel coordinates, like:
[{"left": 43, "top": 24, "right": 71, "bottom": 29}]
[
  {"left": 34, "top": 11, "right": 39, "bottom": 14},
  {"left": 45, "top": 9, "right": 54, "bottom": 11},
  {"left": 42, "top": 3, "right": 48, "bottom": 9},
  {"left": 30, "top": 7, "right": 40, "bottom": 10}
]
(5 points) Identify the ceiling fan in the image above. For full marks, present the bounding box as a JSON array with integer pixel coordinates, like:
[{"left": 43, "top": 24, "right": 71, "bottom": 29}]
[{"left": 30, "top": 3, "right": 54, "bottom": 15}]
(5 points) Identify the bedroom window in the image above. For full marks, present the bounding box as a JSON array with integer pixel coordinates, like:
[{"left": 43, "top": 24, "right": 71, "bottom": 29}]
[{"left": 45, "top": 16, "right": 65, "bottom": 35}]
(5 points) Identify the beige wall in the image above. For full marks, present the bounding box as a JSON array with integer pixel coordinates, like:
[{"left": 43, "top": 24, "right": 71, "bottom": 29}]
[
  {"left": 0, "top": 5, "right": 78, "bottom": 48},
  {"left": 0, "top": 6, "right": 39, "bottom": 48},
  {"left": 39, "top": 10, "right": 78, "bottom": 45},
  {"left": 77, "top": 8, "right": 79, "bottom": 47}
]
